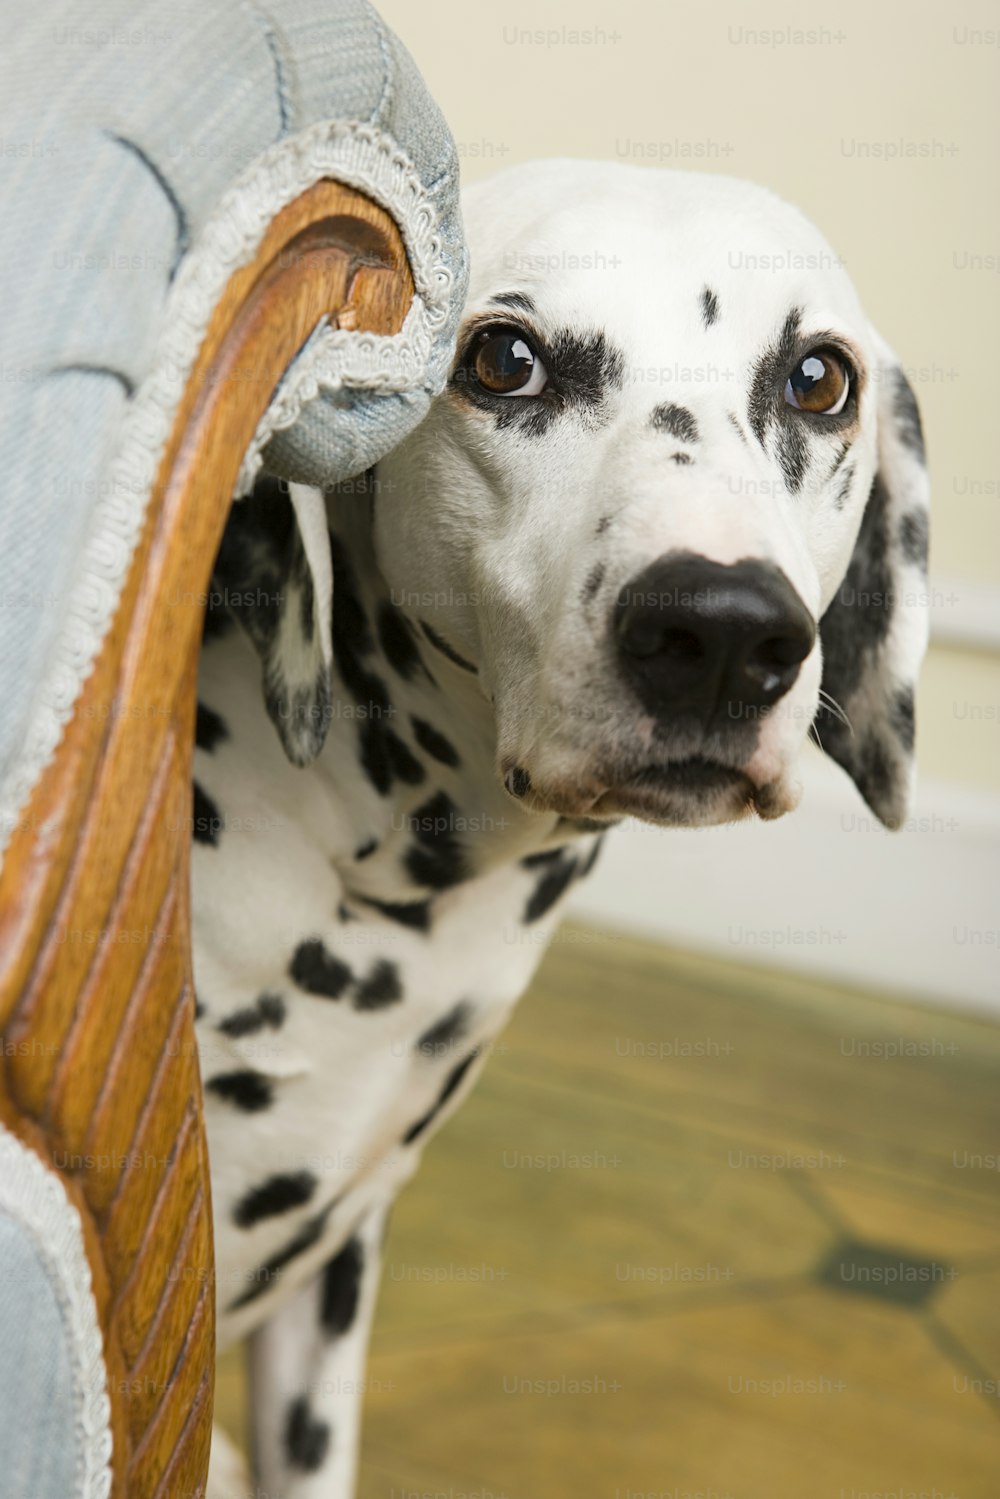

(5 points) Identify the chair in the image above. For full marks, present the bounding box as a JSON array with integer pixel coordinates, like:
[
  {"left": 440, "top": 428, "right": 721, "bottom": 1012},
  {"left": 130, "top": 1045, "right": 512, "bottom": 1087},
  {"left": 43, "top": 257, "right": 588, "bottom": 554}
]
[{"left": 0, "top": 4, "right": 466, "bottom": 1493}]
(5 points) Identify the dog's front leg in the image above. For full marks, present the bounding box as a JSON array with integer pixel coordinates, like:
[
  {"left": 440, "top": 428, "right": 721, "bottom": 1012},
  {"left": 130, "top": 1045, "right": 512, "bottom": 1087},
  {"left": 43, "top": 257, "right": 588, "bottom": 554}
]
[{"left": 247, "top": 1203, "right": 389, "bottom": 1498}]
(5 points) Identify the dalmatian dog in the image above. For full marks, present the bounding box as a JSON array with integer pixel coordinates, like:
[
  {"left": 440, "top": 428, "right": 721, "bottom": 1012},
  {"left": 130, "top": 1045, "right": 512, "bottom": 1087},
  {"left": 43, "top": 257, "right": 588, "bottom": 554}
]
[{"left": 200, "top": 159, "right": 929, "bottom": 1497}]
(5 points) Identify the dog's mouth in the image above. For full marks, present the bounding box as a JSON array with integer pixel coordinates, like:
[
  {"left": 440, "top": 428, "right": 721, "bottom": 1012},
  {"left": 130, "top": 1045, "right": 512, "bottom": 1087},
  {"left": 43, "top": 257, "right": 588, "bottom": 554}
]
[
  {"left": 593, "top": 756, "right": 755, "bottom": 825},
  {"left": 504, "top": 753, "right": 797, "bottom": 827},
  {"left": 623, "top": 756, "right": 748, "bottom": 792}
]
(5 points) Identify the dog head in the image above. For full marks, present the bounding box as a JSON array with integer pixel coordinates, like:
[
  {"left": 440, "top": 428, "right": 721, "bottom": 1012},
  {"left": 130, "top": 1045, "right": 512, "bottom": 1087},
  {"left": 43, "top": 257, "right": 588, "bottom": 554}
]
[{"left": 374, "top": 159, "right": 930, "bottom": 830}]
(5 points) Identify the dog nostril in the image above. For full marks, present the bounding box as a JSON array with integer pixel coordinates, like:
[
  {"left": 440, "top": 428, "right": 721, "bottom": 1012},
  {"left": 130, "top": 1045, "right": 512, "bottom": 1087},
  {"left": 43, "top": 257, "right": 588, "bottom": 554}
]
[
  {"left": 744, "top": 658, "right": 783, "bottom": 694},
  {"left": 623, "top": 623, "right": 704, "bottom": 662},
  {"left": 758, "top": 633, "right": 813, "bottom": 668},
  {"left": 660, "top": 629, "right": 703, "bottom": 664},
  {"left": 744, "top": 631, "right": 814, "bottom": 695}
]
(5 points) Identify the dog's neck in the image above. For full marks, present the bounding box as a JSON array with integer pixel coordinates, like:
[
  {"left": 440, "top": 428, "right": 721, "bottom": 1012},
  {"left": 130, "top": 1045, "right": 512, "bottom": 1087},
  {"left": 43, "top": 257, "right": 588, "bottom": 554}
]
[{"left": 318, "top": 484, "right": 590, "bottom": 908}]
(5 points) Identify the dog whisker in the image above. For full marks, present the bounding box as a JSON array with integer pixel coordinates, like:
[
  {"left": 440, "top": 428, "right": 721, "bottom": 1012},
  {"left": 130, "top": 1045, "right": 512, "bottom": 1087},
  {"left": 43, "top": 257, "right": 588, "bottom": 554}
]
[{"left": 817, "top": 688, "right": 853, "bottom": 734}]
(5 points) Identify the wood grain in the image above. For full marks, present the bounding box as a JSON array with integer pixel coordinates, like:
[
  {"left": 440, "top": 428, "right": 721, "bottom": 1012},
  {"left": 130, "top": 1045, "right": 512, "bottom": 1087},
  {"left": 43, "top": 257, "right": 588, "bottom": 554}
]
[{"left": 0, "top": 179, "right": 413, "bottom": 1497}]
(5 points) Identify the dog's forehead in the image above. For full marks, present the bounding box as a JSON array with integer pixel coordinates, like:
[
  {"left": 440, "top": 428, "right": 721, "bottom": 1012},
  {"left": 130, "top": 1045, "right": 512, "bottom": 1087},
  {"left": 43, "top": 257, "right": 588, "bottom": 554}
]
[{"left": 462, "top": 159, "right": 866, "bottom": 352}]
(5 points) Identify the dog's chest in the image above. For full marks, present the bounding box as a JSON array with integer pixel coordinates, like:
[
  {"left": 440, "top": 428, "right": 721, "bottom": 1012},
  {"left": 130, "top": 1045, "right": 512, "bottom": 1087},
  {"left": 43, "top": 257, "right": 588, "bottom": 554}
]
[
  {"left": 191, "top": 619, "right": 596, "bottom": 1346},
  {"left": 200, "top": 860, "right": 560, "bottom": 1347}
]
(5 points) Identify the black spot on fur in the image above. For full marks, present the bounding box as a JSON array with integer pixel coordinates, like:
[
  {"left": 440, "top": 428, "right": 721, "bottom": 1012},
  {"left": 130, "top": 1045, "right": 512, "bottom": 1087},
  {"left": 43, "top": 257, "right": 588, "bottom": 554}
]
[
  {"left": 578, "top": 836, "right": 605, "bottom": 878},
  {"left": 524, "top": 856, "right": 578, "bottom": 924},
  {"left": 595, "top": 515, "right": 612, "bottom": 536},
  {"left": 320, "top": 1237, "right": 364, "bottom": 1337},
  {"left": 354, "top": 838, "right": 378, "bottom": 861},
  {"left": 892, "top": 686, "right": 916, "bottom": 753},
  {"left": 201, "top": 591, "right": 235, "bottom": 642},
  {"left": 834, "top": 463, "right": 856, "bottom": 510},
  {"left": 411, "top": 716, "right": 460, "bottom": 767},
  {"left": 827, "top": 441, "right": 851, "bottom": 483},
  {"left": 701, "top": 286, "right": 720, "bottom": 328},
  {"left": 651, "top": 403, "right": 699, "bottom": 443},
  {"left": 403, "top": 1050, "right": 480, "bottom": 1145},
  {"left": 329, "top": 532, "right": 391, "bottom": 714},
  {"left": 582, "top": 563, "right": 606, "bottom": 604},
  {"left": 386, "top": 728, "right": 426, "bottom": 783},
  {"left": 289, "top": 939, "right": 353, "bottom": 999},
  {"left": 891, "top": 368, "right": 926, "bottom": 462},
  {"left": 207, "top": 1070, "right": 274, "bottom": 1113},
  {"left": 358, "top": 720, "right": 392, "bottom": 795},
  {"left": 195, "top": 702, "right": 228, "bottom": 753},
  {"left": 817, "top": 473, "right": 903, "bottom": 813},
  {"left": 357, "top": 721, "right": 426, "bottom": 797},
  {"left": 490, "top": 290, "right": 536, "bottom": 314},
  {"left": 727, "top": 413, "right": 749, "bottom": 446},
  {"left": 377, "top": 602, "right": 425, "bottom": 681},
  {"left": 747, "top": 308, "right": 802, "bottom": 447},
  {"left": 233, "top": 1170, "right": 318, "bottom": 1229},
  {"left": 670, "top": 452, "right": 693, "bottom": 466},
  {"left": 286, "top": 1395, "right": 331, "bottom": 1472},
  {"left": 416, "top": 1001, "right": 472, "bottom": 1059},
  {"left": 419, "top": 620, "right": 477, "bottom": 673},
  {"left": 357, "top": 895, "right": 433, "bottom": 932},
  {"left": 229, "top": 1199, "right": 340, "bottom": 1310},
  {"left": 192, "top": 782, "right": 222, "bottom": 846},
  {"left": 520, "top": 847, "right": 567, "bottom": 869},
  {"left": 354, "top": 960, "right": 403, "bottom": 1011},
  {"left": 404, "top": 791, "right": 470, "bottom": 890},
  {"left": 746, "top": 307, "right": 803, "bottom": 440},
  {"left": 193, "top": 995, "right": 205, "bottom": 1020},
  {"left": 899, "top": 509, "right": 929, "bottom": 570},
  {"left": 777, "top": 422, "right": 809, "bottom": 494},
  {"left": 824, "top": 474, "right": 895, "bottom": 661},
  {"left": 212, "top": 475, "right": 332, "bottom": 763},
  {"left": 212, "top": 477, "right": 288, "bottom": 652},
  {"left": 218, "top": 992, "right": 286, "bottom": 1037},
  {"left": 329, "top": 531, "right": 372, "bottom": 645}
]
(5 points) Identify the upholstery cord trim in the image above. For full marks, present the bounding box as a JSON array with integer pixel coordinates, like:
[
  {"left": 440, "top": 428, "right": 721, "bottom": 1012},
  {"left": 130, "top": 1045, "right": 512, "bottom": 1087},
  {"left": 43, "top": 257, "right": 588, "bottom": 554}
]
[{"left": 0, "top": 119, "right": 453, "bottom": 860}]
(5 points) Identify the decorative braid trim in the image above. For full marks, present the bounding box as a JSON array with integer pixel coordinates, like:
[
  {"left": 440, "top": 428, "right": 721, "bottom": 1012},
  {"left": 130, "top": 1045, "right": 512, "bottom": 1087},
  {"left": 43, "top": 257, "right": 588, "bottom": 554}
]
[
  {"left": 0, "top": 1127, "right": 113, "bottom": 1498},
  {"left": 1, "top": 120, "right": 454, "bottom": 860},
  {"left": 234, "top": 294, "right": 434, "bottom": 498}
]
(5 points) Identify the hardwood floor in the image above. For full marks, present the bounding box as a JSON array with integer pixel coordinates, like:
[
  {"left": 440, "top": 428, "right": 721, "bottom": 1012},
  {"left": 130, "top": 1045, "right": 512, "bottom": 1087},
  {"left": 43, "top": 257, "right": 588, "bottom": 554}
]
[{"left": 216, "top": 925, "right": 1000, "bottom": 1497}]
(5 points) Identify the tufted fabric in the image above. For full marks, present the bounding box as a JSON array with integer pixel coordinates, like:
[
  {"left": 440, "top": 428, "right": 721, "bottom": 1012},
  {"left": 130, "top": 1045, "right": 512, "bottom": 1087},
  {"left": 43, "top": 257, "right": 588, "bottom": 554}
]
[{"left": 0, "top": 0, "right": 468, "bottom": 860}]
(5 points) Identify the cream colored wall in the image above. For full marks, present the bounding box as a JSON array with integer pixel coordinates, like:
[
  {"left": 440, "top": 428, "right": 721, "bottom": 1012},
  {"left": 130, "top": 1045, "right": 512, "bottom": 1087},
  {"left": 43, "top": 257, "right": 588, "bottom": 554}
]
[{"left": 378, "top": 0, "right": 1000, "bottom": 791}]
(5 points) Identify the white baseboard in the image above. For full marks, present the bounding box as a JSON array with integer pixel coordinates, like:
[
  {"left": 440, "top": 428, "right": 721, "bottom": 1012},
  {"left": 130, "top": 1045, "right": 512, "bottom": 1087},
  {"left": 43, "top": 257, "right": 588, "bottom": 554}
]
[{"left": 566, "top": 747, "right": 1000, "bottom": 1017}]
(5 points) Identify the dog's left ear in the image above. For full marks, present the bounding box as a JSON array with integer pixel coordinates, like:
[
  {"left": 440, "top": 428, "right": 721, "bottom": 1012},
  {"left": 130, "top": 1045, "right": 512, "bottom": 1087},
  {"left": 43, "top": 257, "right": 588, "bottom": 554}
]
[
  {"left": 211, "top": 475, "right": 333, "bottom": 766},
  {"left": 816, "top": 334, "right": 930, "bottom": 829}
]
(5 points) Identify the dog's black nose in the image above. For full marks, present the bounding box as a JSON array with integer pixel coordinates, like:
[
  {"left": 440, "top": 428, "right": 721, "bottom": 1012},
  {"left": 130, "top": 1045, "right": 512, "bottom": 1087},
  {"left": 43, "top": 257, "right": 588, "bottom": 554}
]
[{"left": 615, "top": 552, "right": 815, "bottom": 723}]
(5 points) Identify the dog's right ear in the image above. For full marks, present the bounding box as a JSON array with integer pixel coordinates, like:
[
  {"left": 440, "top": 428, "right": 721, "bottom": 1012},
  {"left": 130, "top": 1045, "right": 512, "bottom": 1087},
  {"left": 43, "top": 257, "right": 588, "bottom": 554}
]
[
  {"left": 816, "top": 337, "right": 930, "bottom": 828},
  {"left": 211, "top": 475, "right": 333, "bottom": 766}
]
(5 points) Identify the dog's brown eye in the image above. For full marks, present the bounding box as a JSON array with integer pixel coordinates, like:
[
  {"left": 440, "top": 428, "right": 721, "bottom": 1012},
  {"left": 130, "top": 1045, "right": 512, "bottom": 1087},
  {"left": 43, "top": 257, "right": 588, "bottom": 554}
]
[
  {"left": 471, "top": 327, "right": 547, "bottom": 397},
  {"left": 784, "top": 350, "right": 850, "bottom": 415}
]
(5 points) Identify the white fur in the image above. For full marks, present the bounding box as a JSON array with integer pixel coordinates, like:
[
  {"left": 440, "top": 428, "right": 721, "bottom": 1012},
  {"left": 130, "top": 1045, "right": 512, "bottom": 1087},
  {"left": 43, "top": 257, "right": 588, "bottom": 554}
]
[{"left": 375, "top": 162, "right": 900, "bottom": 824}]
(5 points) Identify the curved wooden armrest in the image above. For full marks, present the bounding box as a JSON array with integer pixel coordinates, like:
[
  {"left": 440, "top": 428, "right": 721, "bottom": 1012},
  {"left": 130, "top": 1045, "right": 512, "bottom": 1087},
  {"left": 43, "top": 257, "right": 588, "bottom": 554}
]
[{"left": 0, "top": 181, "right": 413, "bottom": 1498}]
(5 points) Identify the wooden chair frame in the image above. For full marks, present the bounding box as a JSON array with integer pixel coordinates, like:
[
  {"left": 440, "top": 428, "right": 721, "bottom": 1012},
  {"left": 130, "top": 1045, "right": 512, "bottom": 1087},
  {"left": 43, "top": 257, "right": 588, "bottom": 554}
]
[{"left": 0, "top": 179, "right": 413, "bottom": 1497}]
